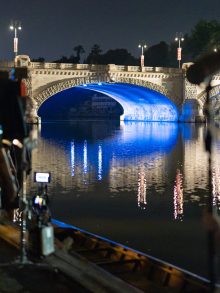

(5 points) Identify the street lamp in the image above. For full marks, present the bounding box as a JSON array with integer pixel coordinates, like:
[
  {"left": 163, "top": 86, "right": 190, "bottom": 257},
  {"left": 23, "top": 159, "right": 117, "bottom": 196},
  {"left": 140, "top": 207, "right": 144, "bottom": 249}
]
[
  {"left": 175, "top": 32, "right": 184, "bottom": 69},
  {"left": 9, "top": 21, "right": 22, "bottom": 58},
  {"left": 138, "top": 43, "right": 147, "bottom": 67}
]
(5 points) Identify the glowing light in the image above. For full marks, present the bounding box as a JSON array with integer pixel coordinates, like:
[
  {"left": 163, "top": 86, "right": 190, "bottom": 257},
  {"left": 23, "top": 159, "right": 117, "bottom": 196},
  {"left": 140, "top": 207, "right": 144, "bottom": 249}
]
[
  {"left": 173, "top": 169, "right": 184, "bottom": 221},
  {"left": 70, "top": 141, "right": 75, "bottom": 176},
  {"left": 212, "top": 167, "right": 220, "bottom": 209},
  {"left": 98, "top": 144, "right": 102, "bottom": 180},
  {"left": 77, "top": 83, "right": 178, "bottom": 121},
  {"left": 98, "top": 82, "right": 102, "bottom": 85},
  {"left": 83, "top": 140, "right": 88, "bottom": 174},
  {"left": 137, "top": 167, "right": 147, "bottom": 209}
]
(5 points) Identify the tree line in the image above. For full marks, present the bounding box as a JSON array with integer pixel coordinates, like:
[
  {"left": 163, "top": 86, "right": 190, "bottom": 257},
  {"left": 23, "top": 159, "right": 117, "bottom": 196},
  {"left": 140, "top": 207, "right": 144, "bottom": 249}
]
[{"left": 33, "top": 20, "right": 220, "bottom": 68}]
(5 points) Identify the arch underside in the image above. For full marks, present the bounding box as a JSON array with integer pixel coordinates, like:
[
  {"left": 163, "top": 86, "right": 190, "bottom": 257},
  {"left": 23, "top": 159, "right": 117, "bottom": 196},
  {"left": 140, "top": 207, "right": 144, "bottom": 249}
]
[
  {"left": 197, "top": 85, "right": 220, "bottom": 118},
  {"left": 197, "top": 85, "right": 220, "bottom": 105},
  {"left": 34, "top": 77, "right": 177, "bottom": 122}
]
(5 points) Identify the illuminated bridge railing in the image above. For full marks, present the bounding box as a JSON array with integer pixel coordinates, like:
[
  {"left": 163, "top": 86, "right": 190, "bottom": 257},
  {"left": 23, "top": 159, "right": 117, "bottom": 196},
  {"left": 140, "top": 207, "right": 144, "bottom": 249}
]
[
  {"left": 29, "top": 62, "right": 181, "bottom": 74},
  {"left": 0, "top": 60, "right": 182, "bottom": 74}
]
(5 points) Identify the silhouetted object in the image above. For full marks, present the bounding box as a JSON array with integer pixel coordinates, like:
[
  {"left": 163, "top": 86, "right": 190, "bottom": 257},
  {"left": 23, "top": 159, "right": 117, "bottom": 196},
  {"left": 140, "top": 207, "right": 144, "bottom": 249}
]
[
  {"left": 144, "top": 42, "right": 169, "bottom": 67},
  {"left": 186, "top": 51, "right": 220, "bottom": 85},
  {"left": 73, "top": 45, "right": 85, "bottom": 63}
]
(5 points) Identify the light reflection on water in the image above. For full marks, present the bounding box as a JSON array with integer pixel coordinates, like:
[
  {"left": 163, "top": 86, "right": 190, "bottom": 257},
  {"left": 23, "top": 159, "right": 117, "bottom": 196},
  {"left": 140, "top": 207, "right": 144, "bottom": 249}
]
[{"left": 28, "top": 121, "right": 220, "bottom": 278}]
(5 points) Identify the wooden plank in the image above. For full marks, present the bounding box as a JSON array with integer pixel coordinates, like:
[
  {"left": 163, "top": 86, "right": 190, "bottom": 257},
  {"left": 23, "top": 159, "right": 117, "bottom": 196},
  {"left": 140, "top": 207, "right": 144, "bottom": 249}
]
[
  {"left": 46, "top": 248, "right": 143, "bottom": 293},
  {"left": 0, "top": 223, "right": 20, "bottom": 249}
]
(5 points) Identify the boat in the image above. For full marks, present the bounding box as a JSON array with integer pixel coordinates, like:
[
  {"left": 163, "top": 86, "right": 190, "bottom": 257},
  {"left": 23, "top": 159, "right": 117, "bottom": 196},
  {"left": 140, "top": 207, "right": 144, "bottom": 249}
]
[{"left": 51, "top": 219, "right": 216, "bottom": 292}]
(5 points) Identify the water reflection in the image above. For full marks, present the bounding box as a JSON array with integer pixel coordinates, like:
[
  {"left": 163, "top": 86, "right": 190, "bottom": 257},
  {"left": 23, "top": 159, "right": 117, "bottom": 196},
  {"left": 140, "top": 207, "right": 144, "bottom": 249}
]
[
  {"left": 28, "top": 121, "right": 220, "bottom": 278},
  {"left": 30, "top": 121, "right": 220, "bottom": 210},
  {"left": 70, "top": 141, "right": 75, "bottom": 176},
  {"left": 33, "top": 121, "right": 178, "bottom": 203},
  {"left": 137, "top": 166, "right": 147, "bottom": 209},
  {"left": 173, "top": 169, "right": 184, "bottom": 221},
  {"left": 98, "top": 144, "right": 103, "bottom": 181}
]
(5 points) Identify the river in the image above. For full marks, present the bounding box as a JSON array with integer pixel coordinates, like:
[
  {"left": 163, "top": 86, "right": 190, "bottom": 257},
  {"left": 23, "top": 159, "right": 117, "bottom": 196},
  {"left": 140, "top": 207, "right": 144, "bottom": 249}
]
[{"left": 27, "top": 120, "right": 220, "bottom": 278}]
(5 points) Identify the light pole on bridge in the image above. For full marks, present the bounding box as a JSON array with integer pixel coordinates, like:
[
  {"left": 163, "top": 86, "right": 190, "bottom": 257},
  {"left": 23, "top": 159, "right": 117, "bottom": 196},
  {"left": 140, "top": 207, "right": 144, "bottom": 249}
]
[
  {"left": 138, "top": 43, "right": 147, "bottom": 67},
  {"left": 175, "top": 32, "right": 184, "bottom": 69},
  {"left": 9, "top": 21, "right": 22, "bottom": 59}
]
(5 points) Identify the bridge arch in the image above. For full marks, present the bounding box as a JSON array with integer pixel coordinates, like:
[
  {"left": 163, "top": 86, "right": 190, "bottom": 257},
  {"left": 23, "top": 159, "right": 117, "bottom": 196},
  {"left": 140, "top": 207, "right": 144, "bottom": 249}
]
[
  {"left": 33, "top": 76, "right": 169, "bottom": 111},
  {"left": 180, "top": 84, "right": 220, "bottom": 122},
  {"left": 37, "top": 81, "right": 178, "bottom": 122},
  {"left": 196, "top": 84, "right": 220, "bottom": 118},
  {"left": 197, "top": 85, "right": 220, "bottom": 106}
]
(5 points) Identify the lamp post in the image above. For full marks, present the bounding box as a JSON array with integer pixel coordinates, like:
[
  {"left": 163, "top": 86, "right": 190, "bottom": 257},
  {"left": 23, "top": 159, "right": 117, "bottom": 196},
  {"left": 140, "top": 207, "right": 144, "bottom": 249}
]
[
  {"left": 175, "top": 33, "right": 184, "bottom": 69},
  {"left": 138, "top": 43, "right": 147, "bottom": 67},
  {"left": 9, "top": 21, "right": 22, "bottom": 58}
]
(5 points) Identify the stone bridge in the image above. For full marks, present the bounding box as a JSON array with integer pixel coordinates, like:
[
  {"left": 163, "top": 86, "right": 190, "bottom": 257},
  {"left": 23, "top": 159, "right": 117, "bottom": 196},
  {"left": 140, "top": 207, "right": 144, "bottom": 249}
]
[{"left": 1, "top": 55, "right": 220, "bottom": 122}]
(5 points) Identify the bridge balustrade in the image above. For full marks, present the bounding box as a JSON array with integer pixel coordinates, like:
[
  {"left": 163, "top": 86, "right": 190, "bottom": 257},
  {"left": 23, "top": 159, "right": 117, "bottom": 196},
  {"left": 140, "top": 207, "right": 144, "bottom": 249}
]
[
  {"left": 30, "top": 62, "right": 45, "bottom": 69},
  {"left": 89, "top": 64, "right": 107, "bottom": 71},
  {"left": 75, "top": 64, "right": 90, "bottom": 70},
  {"left": 127, "top": 66, "right": 140, "bottom": 72}
]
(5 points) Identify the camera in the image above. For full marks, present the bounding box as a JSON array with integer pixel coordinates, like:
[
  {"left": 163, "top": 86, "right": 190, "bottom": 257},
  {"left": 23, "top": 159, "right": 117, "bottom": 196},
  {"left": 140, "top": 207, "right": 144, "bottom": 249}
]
[{"left": 30, "top": 172, "right": 54, "bottom": 256}]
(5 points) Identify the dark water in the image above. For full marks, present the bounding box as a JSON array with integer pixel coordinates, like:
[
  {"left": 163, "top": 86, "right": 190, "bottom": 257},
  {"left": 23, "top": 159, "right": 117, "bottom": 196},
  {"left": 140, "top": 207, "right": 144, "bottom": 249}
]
[{"left": 28, "top": 120, "right": 220, "bottom": 278}]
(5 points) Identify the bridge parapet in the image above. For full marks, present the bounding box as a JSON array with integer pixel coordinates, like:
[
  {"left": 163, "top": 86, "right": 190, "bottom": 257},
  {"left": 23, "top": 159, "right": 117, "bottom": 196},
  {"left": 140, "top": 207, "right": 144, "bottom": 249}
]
[{"left": 28, "top": 62, "right": 182, "bottom": 74}]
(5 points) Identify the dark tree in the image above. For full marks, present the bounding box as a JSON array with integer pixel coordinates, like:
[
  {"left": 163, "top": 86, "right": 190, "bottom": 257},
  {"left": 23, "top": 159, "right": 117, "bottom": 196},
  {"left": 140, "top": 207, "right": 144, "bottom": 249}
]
[
  {"left": 101, "top": 49, "right": 138, "bottom": 65},
  {"left": 32, "top": 57, "right": 45, "bottom": 62},
  {"left": 53, "top": 56, "right": 70, "bottom": 63},
  {"left": 184, "top": 19, "right": 220, "bottom": 60},
  {"left": 144, "top": 42, "right": 169, "bottom": 67},
  {"left": 86, "top": 44, "right": 102, "bottom": 64},
  {"left": 53, "top": 55, "right": 78, "bottom": 63},
  {"left": 73, "top": 45, "right": 85, "bottom": 63}
]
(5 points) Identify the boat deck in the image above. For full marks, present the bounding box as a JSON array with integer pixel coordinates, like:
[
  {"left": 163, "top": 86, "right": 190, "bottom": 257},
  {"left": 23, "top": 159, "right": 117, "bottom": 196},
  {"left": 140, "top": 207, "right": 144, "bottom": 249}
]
[{"left": 0, "top": 215, "right": 213, "bottom": 292}]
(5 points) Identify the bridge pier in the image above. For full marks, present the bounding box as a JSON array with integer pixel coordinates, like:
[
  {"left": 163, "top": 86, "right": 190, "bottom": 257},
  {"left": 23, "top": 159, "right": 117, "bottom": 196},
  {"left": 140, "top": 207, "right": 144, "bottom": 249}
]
[{"left": 179, "top": 99, "right": 205, "bottom": 123}]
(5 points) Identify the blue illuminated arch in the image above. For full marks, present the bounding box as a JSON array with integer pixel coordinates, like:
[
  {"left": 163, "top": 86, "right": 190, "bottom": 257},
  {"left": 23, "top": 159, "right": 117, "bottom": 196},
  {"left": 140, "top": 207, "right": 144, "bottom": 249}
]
[
  {"left": 78, "top": 83, "right": 178, "bottom": 121},
  {"left": 38, "top": 82, "right": 178, "bottom": 122}
]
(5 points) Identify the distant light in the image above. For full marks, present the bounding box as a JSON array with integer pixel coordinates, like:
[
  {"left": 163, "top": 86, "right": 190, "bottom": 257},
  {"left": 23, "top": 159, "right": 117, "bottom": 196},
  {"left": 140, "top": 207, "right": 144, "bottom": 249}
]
[
  {"left": 18, "top": 26, "right": 22, "bottom": 30},
  {"left": 214, "top": 48, "right": 218, "bottom": 52},
  {"left": 83, "top": 84, "right": 87, "bottom": 86},
  {"left": 9, "top": 25, "right": 14, "bottom": 30},
  {"left": 98, "top": 82, "right": 102, "bottom": 85},
  {"left": 138, "top": 44, "right": 141, "bottom": 48},
  {"left": 144, "top": 45, "right": 147, "bottom": 48},
  {"left": 175, "top": 37, "right": 178, "bottom": 41}
]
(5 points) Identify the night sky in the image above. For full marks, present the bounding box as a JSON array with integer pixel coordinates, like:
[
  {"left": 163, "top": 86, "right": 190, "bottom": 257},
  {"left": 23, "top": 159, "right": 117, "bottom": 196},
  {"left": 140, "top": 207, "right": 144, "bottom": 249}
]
[{"left": 0, "top": 0, "right": 220, "bottom": 61}]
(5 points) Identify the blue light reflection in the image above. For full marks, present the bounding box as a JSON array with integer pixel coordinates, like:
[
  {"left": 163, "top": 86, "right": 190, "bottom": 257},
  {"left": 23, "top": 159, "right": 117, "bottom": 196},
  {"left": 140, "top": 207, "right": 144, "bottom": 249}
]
[{"left": 52, "top": 121, "right": 179, "bottom": 182}]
